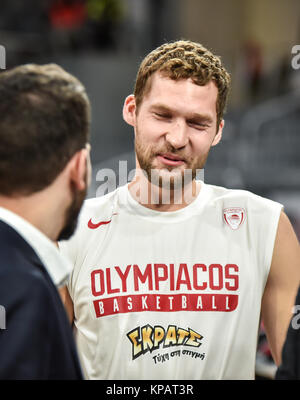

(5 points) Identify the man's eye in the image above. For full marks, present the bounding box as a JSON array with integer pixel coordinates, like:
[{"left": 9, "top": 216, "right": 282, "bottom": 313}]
[
  {"left": 188, "top": 121, "right": 209, "bottom": 130},
  {"left": 155, "top": 113, "right": 171, "bottom": 119}
]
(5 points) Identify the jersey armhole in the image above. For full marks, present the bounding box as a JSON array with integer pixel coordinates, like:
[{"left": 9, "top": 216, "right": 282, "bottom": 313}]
[{"left": 263, "top": 203, "right": 284, "bottom": 286}]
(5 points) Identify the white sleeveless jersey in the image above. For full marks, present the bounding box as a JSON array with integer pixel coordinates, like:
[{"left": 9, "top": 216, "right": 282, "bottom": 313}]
[{"left": 59, "top": 181, "right": 282, "bottom": 380}]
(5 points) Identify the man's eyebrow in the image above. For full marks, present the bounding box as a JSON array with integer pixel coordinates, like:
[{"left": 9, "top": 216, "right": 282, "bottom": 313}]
[
  {"left": 150, "top": 104, "right": 172, "bottom": 113},
  {"left": 187, "top": 114, "right": 214, "bottom": 124}
]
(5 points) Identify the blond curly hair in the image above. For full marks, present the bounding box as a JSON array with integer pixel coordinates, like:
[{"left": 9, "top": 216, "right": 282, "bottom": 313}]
[{"left": 134, "top": 40, "right": 231, "bottom": 126}]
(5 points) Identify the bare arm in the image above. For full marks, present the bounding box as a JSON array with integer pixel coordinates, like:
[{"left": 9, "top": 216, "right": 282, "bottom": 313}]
[
  {"left": 58, "top": 285, "right": 74, "bottom": 324},
  {"left": 261, "top": 211, "right": 300, "bottom": 366}
]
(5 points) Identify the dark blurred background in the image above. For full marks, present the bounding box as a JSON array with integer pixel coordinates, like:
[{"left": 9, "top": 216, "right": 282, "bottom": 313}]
[{"left": 1, "top": 0, "right": 300, "bottom": 379}]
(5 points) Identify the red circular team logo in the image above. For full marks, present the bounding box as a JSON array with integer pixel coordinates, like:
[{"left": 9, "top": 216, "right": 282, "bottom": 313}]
[{"left": 223, "top": 207, "right": 246, "bottom": 230}]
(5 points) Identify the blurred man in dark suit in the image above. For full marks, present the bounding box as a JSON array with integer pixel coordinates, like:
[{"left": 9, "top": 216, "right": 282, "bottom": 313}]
[
  {"left": 276, "top": 287, "right": 300, "bottom": 379},
  {"left": 0, "top": 64, "right": 91, "bottom": 379}
]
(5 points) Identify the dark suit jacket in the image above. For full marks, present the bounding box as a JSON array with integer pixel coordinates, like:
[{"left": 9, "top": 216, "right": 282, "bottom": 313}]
[
  {"left": 0, "top": 220, "right": 83, "bottom": 379},
  {"left": 275, "top": 287, "right": 300, "bottom": 380}
]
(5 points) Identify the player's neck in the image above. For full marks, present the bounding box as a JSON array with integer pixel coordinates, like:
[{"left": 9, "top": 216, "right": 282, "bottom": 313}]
[{"left": 128, "top": 177, "right": 200, "bottom": 212}]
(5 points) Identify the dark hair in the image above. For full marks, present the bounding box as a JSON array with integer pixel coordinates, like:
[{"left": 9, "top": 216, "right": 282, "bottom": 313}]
[
  {"left": 0, "top": 63, "right": 91, "bottom": 196},
  {"left": 134, "top": 40, "right": 231, "bottom": 127}
]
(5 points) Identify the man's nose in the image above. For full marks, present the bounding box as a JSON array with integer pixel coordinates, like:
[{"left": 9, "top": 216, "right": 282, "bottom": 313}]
[{"left": 165, "top": 120, "right": 189, "bottom": 149}]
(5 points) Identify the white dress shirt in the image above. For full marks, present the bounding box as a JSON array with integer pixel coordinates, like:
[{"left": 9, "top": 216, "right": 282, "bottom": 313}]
[{"left": 0, "top": 207, "right": 72, "bottom": 287}]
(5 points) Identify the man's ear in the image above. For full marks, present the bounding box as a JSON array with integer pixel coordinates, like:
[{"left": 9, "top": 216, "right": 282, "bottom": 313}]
[
  {"left": 68, "top": 147, "right": 91, "bottom": 191},
  {"left": 123, "top": 94, "right": 136, "bottom": 127},
  {"left": 212, "top": 119, "right": 224, "bottom": 147}
]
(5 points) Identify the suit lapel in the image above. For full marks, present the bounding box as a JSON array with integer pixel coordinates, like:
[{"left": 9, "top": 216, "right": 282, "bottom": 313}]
[{"left": 0, "top": 220, "right": 49, "bottom": 277}]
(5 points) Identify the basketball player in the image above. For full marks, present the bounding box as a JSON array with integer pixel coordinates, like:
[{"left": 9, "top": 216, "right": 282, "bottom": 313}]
[
  {"left": 0, "top": 64, "right": 91, "bottom": 379},
  {"left": 59, "top": 40, "right": 300, "bottom": 379}
]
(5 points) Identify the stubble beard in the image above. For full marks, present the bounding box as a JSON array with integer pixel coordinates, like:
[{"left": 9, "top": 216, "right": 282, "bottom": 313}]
[
  {"left": 134, "top": 127, "right": 210, "bottom": 191},
  {"left": 57, "top": 173, "right": 87, "bottom": 241}
]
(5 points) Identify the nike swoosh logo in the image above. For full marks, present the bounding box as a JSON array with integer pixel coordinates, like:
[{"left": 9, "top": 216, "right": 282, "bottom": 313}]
[{"left": 87, "top": 213, "right": 118, "bottom": 229}]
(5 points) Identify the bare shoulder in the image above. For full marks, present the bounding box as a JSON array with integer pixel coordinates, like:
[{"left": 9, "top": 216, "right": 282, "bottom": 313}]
[
  {"left": 261, "top": 211, "right": 300, "bottom": 365},
  {"left": 268, "top": 211, "right": 300, "bottom": 284}
]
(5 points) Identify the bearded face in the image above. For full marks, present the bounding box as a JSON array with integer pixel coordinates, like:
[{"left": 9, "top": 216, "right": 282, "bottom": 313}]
[
  {"left": 134, "top": 122, "right": 210, "bottom": 190},
  {"left": 125, "top": 75, "right": 223, "bottom": 192}
]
